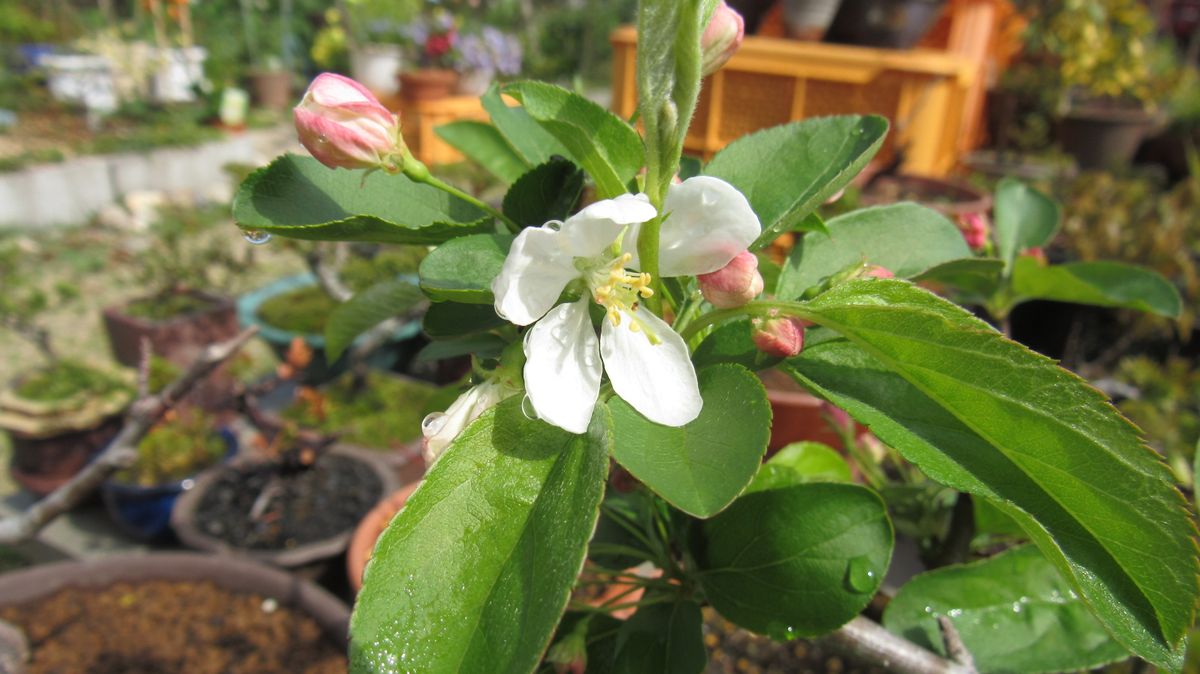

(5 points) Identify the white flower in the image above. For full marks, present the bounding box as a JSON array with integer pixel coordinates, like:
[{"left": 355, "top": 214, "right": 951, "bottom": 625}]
[
  {"left": 491, "top": 176, "right": 761, "bottom": 433},
  {"left": 421, "top": 379, "right": 514, "bottom": 466}
]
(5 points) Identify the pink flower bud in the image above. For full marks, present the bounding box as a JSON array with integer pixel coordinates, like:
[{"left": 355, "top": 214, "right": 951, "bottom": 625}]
[
  {"left": 294, "top": 73, "right": 405, "bottom": 172},
  {"left": 698, "top": 251, "right": 764, "bottom": 308},
  {"left": 863, "top": 265, "right": 894, "bottom": 279},
  {"left": 751, "top": 316, "right": 807, "bottom": 358},
  {"left": 1023, "top": 246, "right": 1047, "bottom": 265},
  {"left": 960, "top": 213, "right": 990, "bottom": 250},
  {"left": 701, "top": 2, "right": 744, "bottom": 77}
]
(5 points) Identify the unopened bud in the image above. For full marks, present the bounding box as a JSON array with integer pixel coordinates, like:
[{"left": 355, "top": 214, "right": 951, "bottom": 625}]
[
  {"left": 959, "top": 213, "right": 990, "bottom": 250},
  {"left": 1023, "top": 246, "right": 1047, "bottom": 265},
  {"left": 698, "top": 251, "right": 764, "bottom": 308},
  {"left": 862, "top": 265, "right": 894, "bottom": 279},
  {"left": 421, "top": 380, "right": 513, "bottom": 466},
  {"left": 294, "top": 73, "right": 405, "bottom": 172},
  {"left": 751, "top": 316, "right": 808, "bottom": 358},
  {"left": 701, "top": 1, "right": 744, "bottom": 77}
]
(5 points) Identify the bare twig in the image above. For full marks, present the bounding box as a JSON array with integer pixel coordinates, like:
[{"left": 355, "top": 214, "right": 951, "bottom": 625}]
[
  {"left": 938, "top": 616, "right": 978, "bottom": 672},
  {"left": 0, "top": 327, "right": 259, "bottom": 544},
  {"left": 136, "top": 337, "right": 152, "bottom": 400},
  {"left": 819, "top": 616, "right": 975, "bottom": 674}
]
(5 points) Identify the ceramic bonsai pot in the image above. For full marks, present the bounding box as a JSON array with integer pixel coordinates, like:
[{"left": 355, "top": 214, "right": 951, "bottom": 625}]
[
  {"left": 103, "top": 290, "right": 239, "bottom": 368},
  {"left": 1057, "top": 104, "right": 1165, "bottom": 170},
  {"left": 346, "top": 481, "right": 420, "bottom": 593},
  {"left": 398, "top": 68, "right": 460, "bottom": 101}
]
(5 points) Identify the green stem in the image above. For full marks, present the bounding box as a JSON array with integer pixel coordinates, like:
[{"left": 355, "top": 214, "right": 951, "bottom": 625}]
[
  {"left": 679, "top": 299, "right": 817, "bottom": 342},
  {"left": 402, "top": 159, "right": 520, "bottom": 233},
  {"left": 637, "top": 213, "right": 664, "bottom": 314}
]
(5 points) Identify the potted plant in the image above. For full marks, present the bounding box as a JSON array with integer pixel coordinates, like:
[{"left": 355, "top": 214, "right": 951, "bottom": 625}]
[
  {"left": 0, "top": 243, "right": 134, "bottom": 496},
  {"left": 171, "top": 435, "right": 398, "bottom": 569},
  {"left": 101, "top": 203, "right": 243, "bottom": 403},
  {"left": 100, "top": 404, "right": 237, "bottom": 541},
  {"left": 237, "top": 246, "right": 426, "bottom": 384},
  {"left": 1012, "top": 0, "right": 1176, "bottom": 169},
  {"left": 397, "top": 8, "right": 461, "bottom": 101},
  {"left": 0, "top": 553, "right": 349, "bottom": 673},
  {"left": 341, "top": 0, "right": 424, "bottom": 96}
]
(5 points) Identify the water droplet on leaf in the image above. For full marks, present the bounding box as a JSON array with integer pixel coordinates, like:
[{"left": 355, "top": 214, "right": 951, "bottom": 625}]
[
  {"left": 845, "top": 555, "right": 876, "bottom": 593},
  {"left": 243, "top": 229, "right": 272, "bottom": 245}
]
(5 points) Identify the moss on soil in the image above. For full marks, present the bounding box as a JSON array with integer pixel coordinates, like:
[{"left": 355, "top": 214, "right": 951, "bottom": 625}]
[
  {"left": 14, "top": 360, "right": 131, "bottom": 402},
  {"left": 114, "top": 409, "right": 228, "bottom": 486},
  {"left": 123, "top": 293, "right": 217, "bottom": 322},
  {"left": 281, "top": 372, "right": 447, "bottom": 448}
]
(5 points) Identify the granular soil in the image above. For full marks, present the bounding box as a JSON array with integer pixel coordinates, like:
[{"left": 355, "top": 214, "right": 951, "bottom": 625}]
[
  {"left": 194, "top": 454, "right": 382, "bottom": 550},
  {"left": 0, "top": 580, "right": 346, "bottom": 674}
]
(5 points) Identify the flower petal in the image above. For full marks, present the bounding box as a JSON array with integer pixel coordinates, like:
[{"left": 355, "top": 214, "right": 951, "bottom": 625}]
[
  {"left": 601, "top": 308, "right": 701, "bottom": 427},
  {"left": 492, "top": 226, "right": 577, "bottom": 326},
  {"left": 659, "top": 176, "right": 761, "bottom": 277},
  {"left": 560, "top": 193, "right": 657, "bottom": 257},
  {"left": 524, "top": 299, "right": 603, "bottom": 434}
]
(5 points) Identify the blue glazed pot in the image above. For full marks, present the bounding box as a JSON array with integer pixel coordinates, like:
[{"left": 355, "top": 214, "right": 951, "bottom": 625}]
[
  {"left": 100, "top": 429, "right": 237, "bottom": 542},
  {"left": 237, "top": 273, "right": 423, "bottom": 385}
]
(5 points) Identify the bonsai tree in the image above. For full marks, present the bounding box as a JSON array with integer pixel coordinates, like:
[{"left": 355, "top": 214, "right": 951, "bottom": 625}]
[{"left": 232, "top": 3, "right": 1198, "bottom": 672}]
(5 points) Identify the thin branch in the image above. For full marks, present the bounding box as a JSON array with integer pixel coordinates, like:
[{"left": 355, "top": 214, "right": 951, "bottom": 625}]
[
  {"left": 306, "top": 243, "right": 353, "bottom": 303},
  {"left": 938, "top": 616, "right": 978, "bottom": 672},
  {"left": 0, "top": 327, "right": 259, "bottom": 544},
  {"left": 819, "top": 616, "right": 976, "bottom": 674},
  {"left": 136, "top": 337, "right": 152, "bottom": 400}
]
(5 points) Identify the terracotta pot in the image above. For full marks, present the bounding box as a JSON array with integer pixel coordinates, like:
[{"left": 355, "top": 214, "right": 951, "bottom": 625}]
[
  {"left": 346, "top": 481, "right": 420, "bottom": 593},
  {"left": 398, "top": 69, "right": 460, "bottom": 101},
  {"left": 759, "top": 369, "right": 856, "bottom": 452},
  {"left": 1057, "top": 104, "right": 1164, "bottom": 171},
  {"left": 248, "top": 69, "right": 293, "bottom": 110},
  {"left": 171, "top": 444, "right": 398, "bottom": 569},
  {"left": 0, "top": 553, "right": 349, "bottom": 664}
]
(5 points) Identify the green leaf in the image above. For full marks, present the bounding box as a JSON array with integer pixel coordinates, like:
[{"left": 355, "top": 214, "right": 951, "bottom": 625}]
[
  {"left": 502, "top": 158, "right": 585, "bottom": 229},
  {"left": 913, "top": 257, "right": 1004, "bottom": 299},
  {"left": 776, "top": 204, "right": 972, "bottom": 300},
  {"left": 233, "top": 154, "right": 491, "bottom": 244},
  {"left": 608, "top": 600, "right": 706, "bottom": 674},
  {"left": 745, "top": 441, "right": 852, "bottom": 494},
  {"left": 697, "top": 483, "right": 893, "bottom": 638},
  {"left": 350, "top": 399, "right": 611, "bottom": 674},
  {"left": 325, "top": 278, "right": 424, "bottom": 362},
  {"left": 783, "top": 279, "right": 1198, "bottom": 669},
  {"left": 704, "top": 116, "right": 888, "bottom": 250},
  {"left": 691, "top": 320, "right": 780, "bottom": 371},
  {"left": 434, "top": 120, "right": 529, "bottom": 183},
  {"left": 1011, "top": 258, "right": 1182, "bottom": 318},
  {"left": 481, "top": 85, "right": 571, "bottom": 167},
  {"left": 504, "top": 82, "right": 643, "bottom": 198},
  {"left": 884, "top": 546, "right": 1129, "bottom": 673},
  {"left": 607, "top": 364, "right": 771, "bottom": 518},
  {"left": 418, "top": 234, "right": 513, "bottom": 304},
  {"left": 415, "top": 334, "right": 507, "bottom": 364},
  {"left": 994, "top": 178, "right": 1059, "bottom": 274},
  {"left": 422, "top": 301, "right": 507, "bottom": 338},
  {"left": 636, "top": 0, "right": 708, "bottom": 200}
]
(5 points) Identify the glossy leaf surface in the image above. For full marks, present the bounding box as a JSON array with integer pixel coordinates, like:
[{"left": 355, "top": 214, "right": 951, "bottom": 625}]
[
  {"left": 1011, "top": 257, "right": 1182, "bottom": 317},
  {"left": 418, "top": 234, "right": 513, "bottom": 304}
]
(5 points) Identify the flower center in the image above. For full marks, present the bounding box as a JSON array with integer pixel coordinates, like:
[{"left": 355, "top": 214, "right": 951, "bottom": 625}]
[{"left": 577, "top": 252, "right": 661, "bottom": 345}]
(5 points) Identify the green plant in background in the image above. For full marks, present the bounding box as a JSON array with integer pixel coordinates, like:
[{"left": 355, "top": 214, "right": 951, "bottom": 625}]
[
  {"left": 0, "top": 0, "right": 58, "bottom": 43},
  {"left": 1055, "top": 166, "right": 1200, "bottom": 341},
  {"left": 1115, "top": 356, "right": 1200, "bottom": 488},
  {"left": 232, "top": 2, "right": 1199, "bottom": 671},
  {"left": 113, "top": 408, "right": 228, "bottom": 486},
  {"left": 281, "top": 371, "right": 448, "bottom": 449}
]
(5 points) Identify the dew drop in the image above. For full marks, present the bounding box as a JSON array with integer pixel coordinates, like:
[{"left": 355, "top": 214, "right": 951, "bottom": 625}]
[
  {"left": 421, "top": 412, "right": 447, "bottom": 435},
  {"left": 1011, "top": 601, "right": 1023, "bottom": 613},
  {"left": 545, "top": 220, "right": 563, "bottom": 232},
  {"left": 520, "top": 395, "right": 538, "bottom": 421},
  {"left": 845, "top": 555, "right": 877, "bottom": 593},
  {"left": 316, "top": 134, "right": 329, "bottom": 144},
  {"left": 243, "top": 229, "right": 272, "bottom": 245}
]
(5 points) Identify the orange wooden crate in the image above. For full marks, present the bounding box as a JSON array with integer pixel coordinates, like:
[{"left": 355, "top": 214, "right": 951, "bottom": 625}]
[{"left": 611, "top": 25, "right": 978, "bottom": 176}]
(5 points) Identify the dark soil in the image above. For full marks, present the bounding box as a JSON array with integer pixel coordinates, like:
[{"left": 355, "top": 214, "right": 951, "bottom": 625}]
[
  {"left": 0, "top": 580, "right": 345, "bottom": 674},
  {"left": 194, "top": 454, "right": 382, "bottom": 550}
]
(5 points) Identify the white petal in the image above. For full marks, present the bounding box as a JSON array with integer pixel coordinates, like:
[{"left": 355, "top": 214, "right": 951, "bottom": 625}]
[
  {"left": 659, "top": 176, "right": 761, "bottom": 277},
  {"left": 492, "top": 226, "right": 578, "bottom": 326},
  {"left": 560, "top": 193, "right": 656, "bottom": 257},
  {"left": 523, "top": 300, "right": 602, "bottom": 434},
  {"left": 601, "top": 308, "right": 701, "bottom": 427}
]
